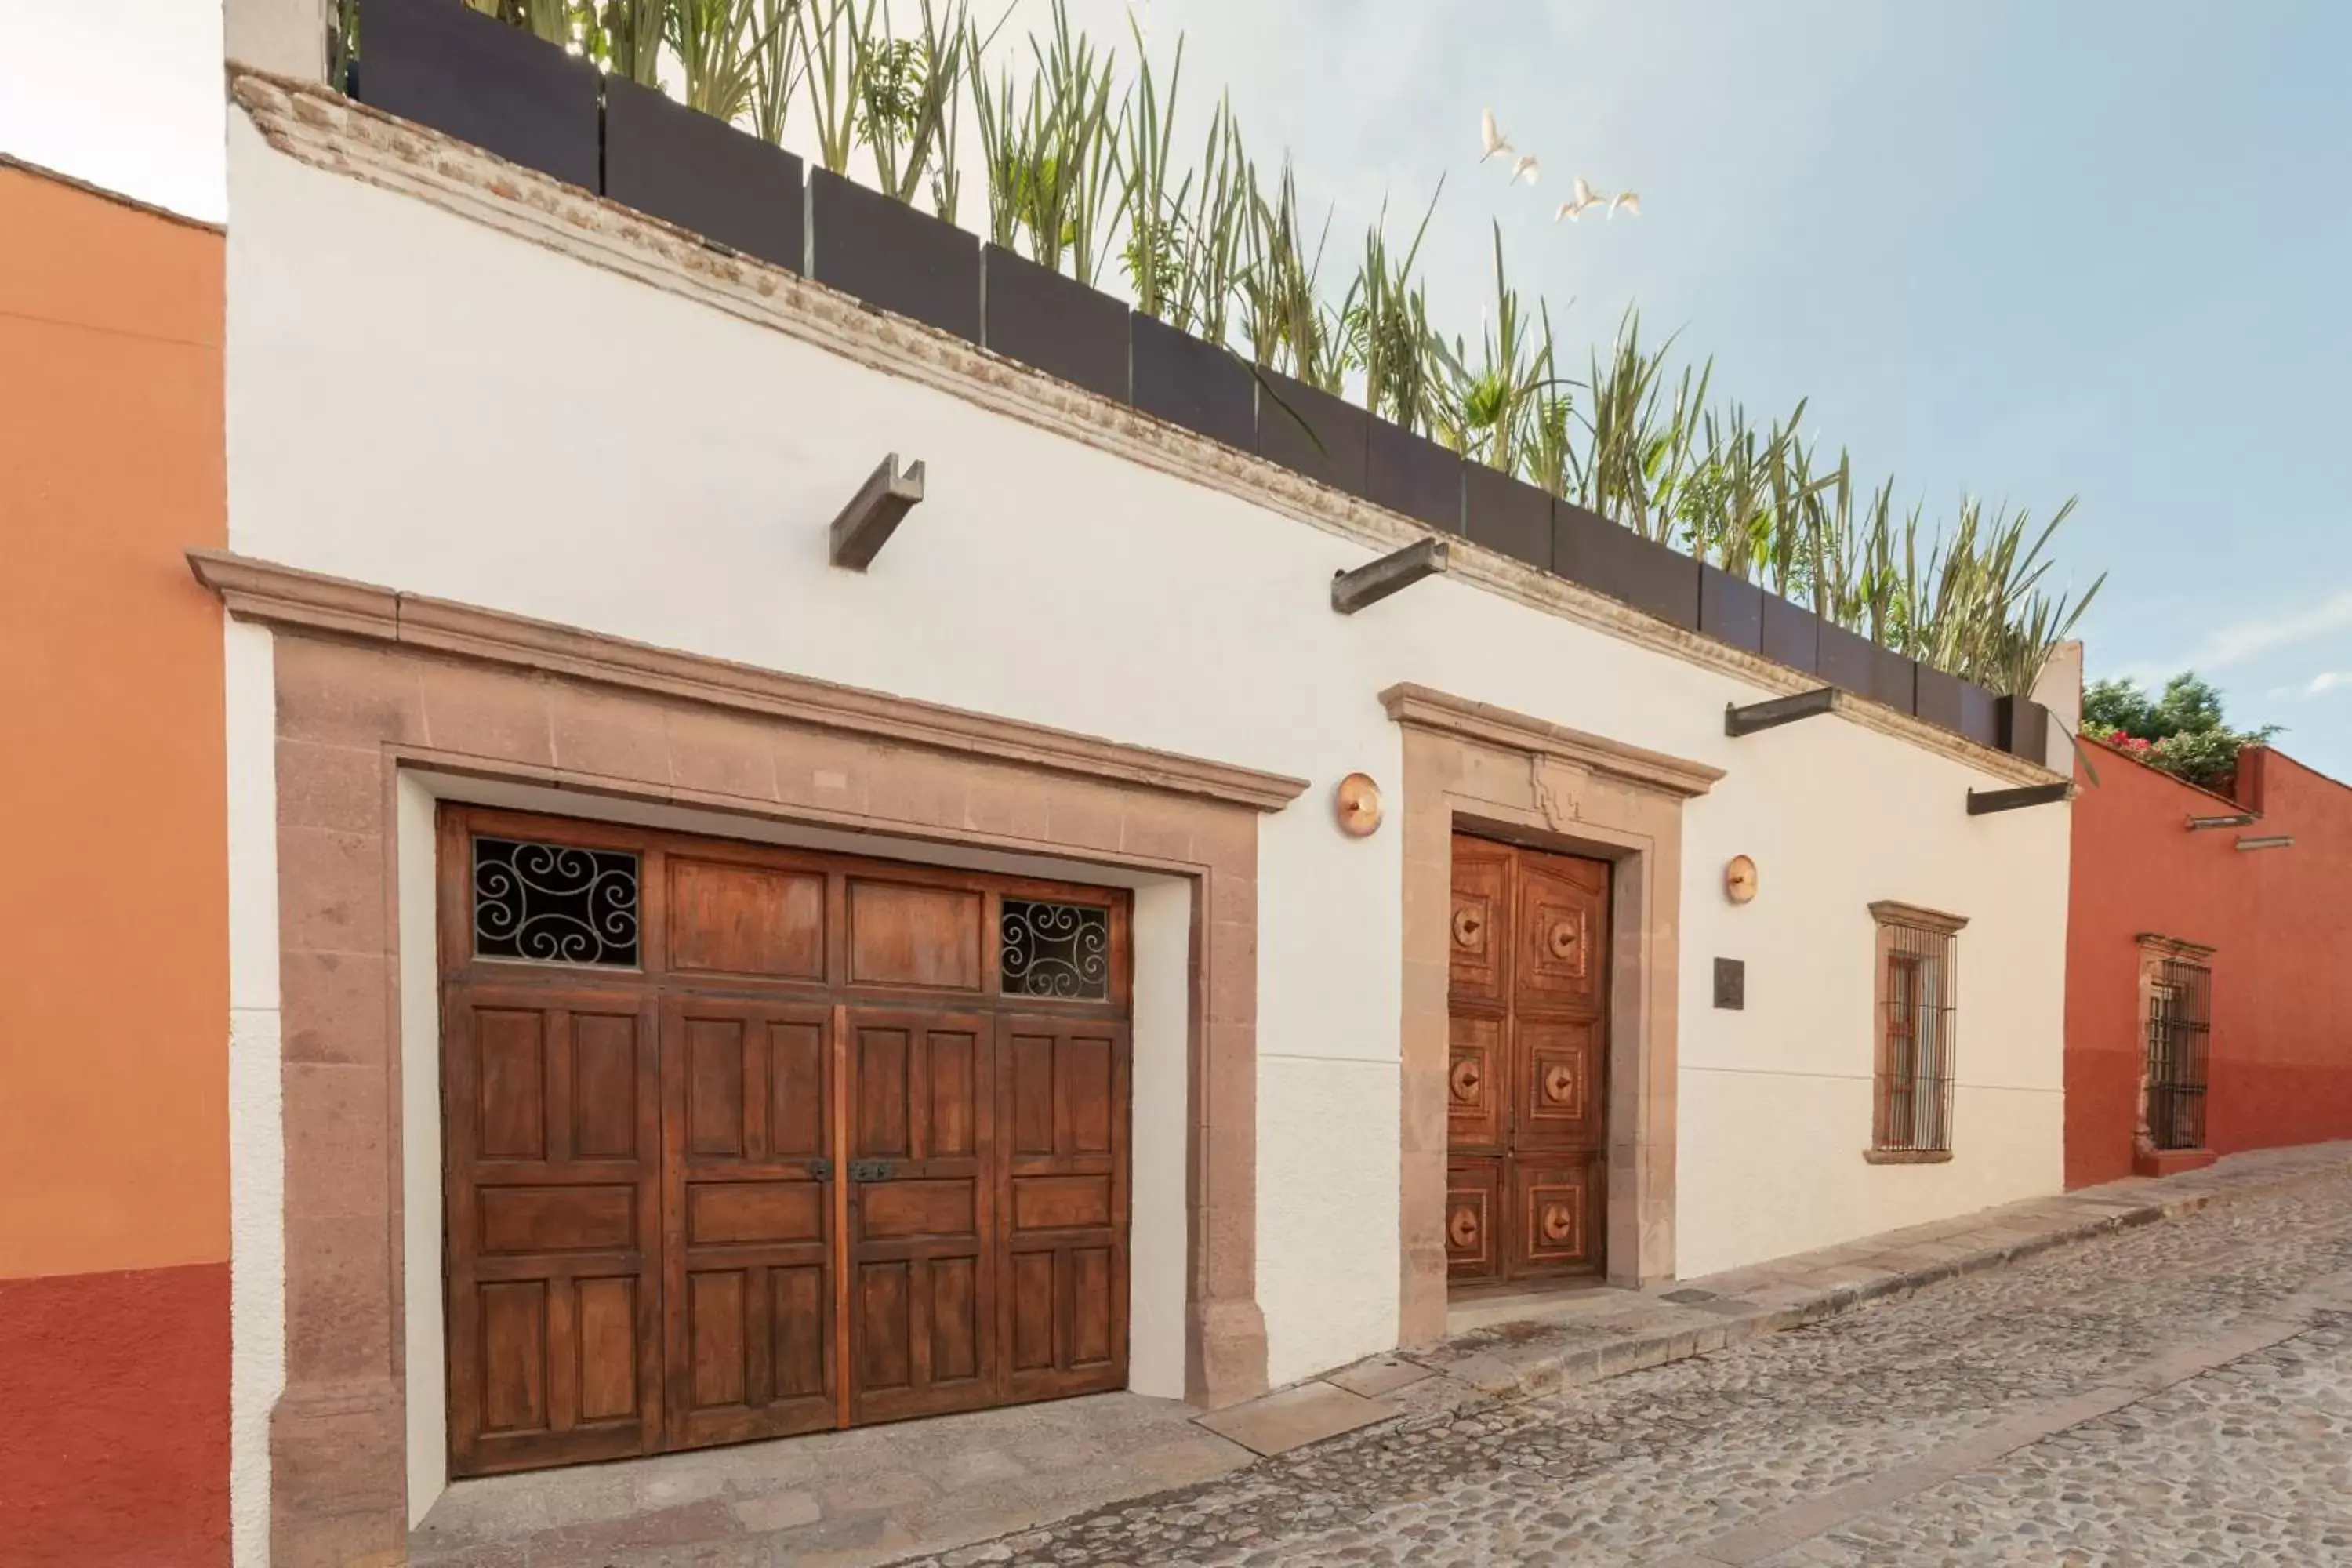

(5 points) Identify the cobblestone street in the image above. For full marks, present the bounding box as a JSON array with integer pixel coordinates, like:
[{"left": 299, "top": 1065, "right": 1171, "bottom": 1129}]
[{"left": 913, "top": 1173, "right": 2352, "bottom": 1567}]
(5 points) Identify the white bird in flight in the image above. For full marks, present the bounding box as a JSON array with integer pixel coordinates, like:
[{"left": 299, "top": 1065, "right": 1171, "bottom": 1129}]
[
  {"left": 1554, "top": 176, "right": 1604, "bottom": 222},
  {"left": 1610, "top": 190, "right": 1642, "bottom": 219},
  {"left": 1479, "top": 107, "right": 1512, "bottom": 163},
  {"left": 1511, "top": 154, "right": 1540, "bottom": 186}
]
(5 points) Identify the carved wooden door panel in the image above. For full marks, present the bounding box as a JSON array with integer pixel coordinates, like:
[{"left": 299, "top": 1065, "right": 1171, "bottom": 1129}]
[
  {"left": 662, "top": 996, "right": 836, "bottom": 1449},
  {"left": 1504, "top": 853, "right": 1608, "bottom": 1279},
  {"left": 842, "top": 1008, "right": 999, "bottom": 1425},
  {"left": 1444, "top": 833, "right": 1610, "bottom": 1287},
  {"left": 1000, "top": 1014, "right": 1131, "bottom": 1402},
  {"left": 444, "top": 986, "right": 664, "bottom": 1476}
]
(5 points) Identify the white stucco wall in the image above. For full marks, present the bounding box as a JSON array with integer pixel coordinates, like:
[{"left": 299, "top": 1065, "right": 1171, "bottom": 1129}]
[
  {"left": 223, "top": 619, "right": 282, "bottom": 1568},
  {"left": 223, "top": 120, "right": 2069, "bottom": 1388}
]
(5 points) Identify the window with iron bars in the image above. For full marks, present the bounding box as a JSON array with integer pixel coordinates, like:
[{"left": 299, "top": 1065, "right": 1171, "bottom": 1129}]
[
  {"left": 2145, "top": 959, "right": 2212, "bottom": 1151},
  {"left": 1867, "top": 902, "right": 1967, "bottom": 1160}
]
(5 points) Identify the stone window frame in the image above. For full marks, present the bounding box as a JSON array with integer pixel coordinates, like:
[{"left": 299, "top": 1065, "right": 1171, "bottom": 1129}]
[
  {"left": 1863, "top": 901, "right": 1969, "bottom": 1166},
  {"left": 193, "top": 550, "right": 1302, "bottom": 1563},
  {"left": 2134, "top": 933, "right": 2218, "bottom": 1156},
  {"left": 1386, "top": 683, "right": 1722, "bottom": 1339}
]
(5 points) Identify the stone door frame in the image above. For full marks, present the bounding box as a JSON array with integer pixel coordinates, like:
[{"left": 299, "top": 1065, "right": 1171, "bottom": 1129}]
[
  {"left": 194, "top": 550, "right": 1302, "bottom": 1562},
  {"left": 1386, "top": 684, "right": 1722, "bottom": 1342}
]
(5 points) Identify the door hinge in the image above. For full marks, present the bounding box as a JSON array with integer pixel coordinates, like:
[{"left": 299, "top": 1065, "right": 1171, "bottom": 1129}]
[
  {"left": 849, "top": 1158, "right": 894, "bottom": 1181},
  {"left": 808, "top": 1157, "right": 832, "bottom": 1181}
]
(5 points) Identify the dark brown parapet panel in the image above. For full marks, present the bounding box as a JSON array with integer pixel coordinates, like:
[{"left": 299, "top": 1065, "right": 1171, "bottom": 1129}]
[
  {"left": 1131, "top": 313, "right": 1254, "bottom": 450},
  {"left": 1367, "top": 418, "right": 1464, "bottom": 533},
  {"left": 1464, "top": 464, "right": 1554, "bottom": 572},
  {"left": 1553, "top": 502, "right": 1700, "bottom": 631},
  {"left": 1699, "top": 565, "right": 1764, "bottom": 654},
  {"left": 808, "top": 167, "right": 981, "bottom": 343},
  {"left": 983, "top": 245, "right": 1131, "bottom": 403},
  {"left": 353, "top": 0, "right": 601, "bottom": 192},
  {"left": 604, "top": 75, "right": 804, "bottom": 273},
  {"left": 1760, "top": 589, "right": 1820, "bottom": 675}
]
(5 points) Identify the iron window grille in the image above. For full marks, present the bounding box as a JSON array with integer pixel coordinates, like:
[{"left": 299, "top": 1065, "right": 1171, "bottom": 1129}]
[
  {"left": 2146, "top": 960, "right": 2212, "bottom": 1151},
  {"left": 472, "top": 835, "right": 641, "bottom": 967},
  {"left": 1868, "top": 904, "right": 1965, "bottom": 1157},
  {"left": 999, "top": 898, "right": 1111, "bottom": 1000}
]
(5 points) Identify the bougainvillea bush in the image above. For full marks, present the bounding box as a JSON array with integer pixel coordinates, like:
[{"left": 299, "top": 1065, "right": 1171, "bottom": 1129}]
[{"left": 2081, "top": 672, "right": 2281, "bottom": 792}]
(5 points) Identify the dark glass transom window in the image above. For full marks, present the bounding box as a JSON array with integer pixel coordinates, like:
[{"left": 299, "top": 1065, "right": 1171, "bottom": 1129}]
[
  {"left": 473, "top": 836, "right": 641, "bottom": 967},
  {"left": 1000, "top": 899, "right": 1109, "bottom": 1000}
]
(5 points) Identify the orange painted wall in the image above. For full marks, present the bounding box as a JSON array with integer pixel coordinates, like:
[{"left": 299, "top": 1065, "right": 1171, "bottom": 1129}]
[
  {"left": 2065, "top": 739, "right": 2352, "bottom": 1189},
  {"left": 0, "top": 159, "right": 228, "bottom": 1278},
  {"left": 0, "top": 159, "right": 231, "bottom": 1566}
]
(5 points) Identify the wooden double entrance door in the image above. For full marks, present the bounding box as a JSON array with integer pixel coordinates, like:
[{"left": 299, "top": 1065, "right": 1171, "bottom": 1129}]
[
  {"left": 1445, "top": 833, "right": 1611, "bottom": 1287},
  {"left": 439, "top": 808, "right": 1133, "bottom": 1477}
]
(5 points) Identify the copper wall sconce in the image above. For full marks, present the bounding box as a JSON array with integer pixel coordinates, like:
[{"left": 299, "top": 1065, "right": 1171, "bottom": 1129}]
[{"left": 1334, "top": 772, "right": 1383, "bottom": 837}]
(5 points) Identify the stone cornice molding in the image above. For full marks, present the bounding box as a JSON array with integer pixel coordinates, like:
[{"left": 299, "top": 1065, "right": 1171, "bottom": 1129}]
[
  {"left": 2136, "top": 932, "right": 2218, "bottom": 962},
  {"left": 1869, "top": 900, "right": 1971, "bottom": 936},
  {"left": 1380, "top": 683, "right": 1724, "bottom": 800},
  {"left": 189, "top": 550, "right": 1308, "bottom": 812},
  {"left": 227, "top": 69, "right": 2057, "bottom": 790}
]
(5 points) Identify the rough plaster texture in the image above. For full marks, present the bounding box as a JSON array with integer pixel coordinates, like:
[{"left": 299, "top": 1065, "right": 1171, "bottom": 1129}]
[
  {"left": 221, "top": 114, "right": 2070, "bottom": 1398},
  {"left": 0, "top": 1264, "right": 233, "bottom": 1566}
]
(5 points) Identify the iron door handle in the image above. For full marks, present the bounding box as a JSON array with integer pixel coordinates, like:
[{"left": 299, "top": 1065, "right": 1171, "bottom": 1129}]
[{"left": 849, "top": 1159, "right": 895, "bottom": 1181}]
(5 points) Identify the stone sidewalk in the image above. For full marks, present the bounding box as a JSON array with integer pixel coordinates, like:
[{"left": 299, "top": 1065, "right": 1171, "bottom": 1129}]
[
  {"left": 406, "top": 1142, "right": 2352, "bottom": 1567},
  {"left": 1365, "top": 1139, "right": 2352, "bottom": 1415}
]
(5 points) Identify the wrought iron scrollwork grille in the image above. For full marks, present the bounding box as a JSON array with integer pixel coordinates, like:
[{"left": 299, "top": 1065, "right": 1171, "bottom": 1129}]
[
  {"left": 999, "top": 898, "right": 1110, "bottom": 1000},
  {"left": 472, "top": 836, "right": 641, "bottom": 967},
  {"left": 1875, "top": 922, "right": 1958, "bottom": 1154},
  {"left": 2146, "top": 960, "right": 2212, "bottom": 1151}
]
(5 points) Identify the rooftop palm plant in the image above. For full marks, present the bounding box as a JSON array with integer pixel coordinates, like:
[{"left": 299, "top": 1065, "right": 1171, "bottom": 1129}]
[
  {"left": 1112, "top": 17, "right": 1188, "bottom": 322},
  {"left": 859, "top": 1, "right": 969, "bottom": 205},
  {"left": 1569, "top": 313, "right": 1707, "bottom": 544},
  {"left": 970, "top": 1, "right": 1120, "bottom": 281},
  {"left": 1240, "top": 159, "right": 1344, "bottom": 390},
  {"left": 1430, "top": 225, "right": 1555, "bottom": 474},
  {"left": 1341, "top": 188, "right": 1443, "bottom": 433},
  {"left": 800, "top": 0, "right": 866, "bottom": 172},
  {"left": 745, "top": 0, "right": 802, "bottom": 143},
  {"left": 1165, "top": 94, "right": 1250, "bottom": 343},
  {"left": 670, "top": 0, "right": 766, "bottom": 124}
]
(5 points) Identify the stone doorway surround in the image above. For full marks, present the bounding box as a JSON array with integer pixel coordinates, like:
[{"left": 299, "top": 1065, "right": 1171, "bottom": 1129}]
[
  {"left": 189, "top": 550, "right": 1305, "bottom": 1565},
  {"left": 1386, "top": 684, "right": 1722, "bottom": 1343},
  {"left": 2134, "top": 931, "right": 2220, "bottom": 1178}
]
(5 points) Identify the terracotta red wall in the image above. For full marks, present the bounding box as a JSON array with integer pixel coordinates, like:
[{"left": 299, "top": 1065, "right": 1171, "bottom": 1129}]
[
  {"left": 0, "top": 1267, "right": 232, "bottom": 1564},
  {"left": 2067, "top": 741, "right": 2352, "bottom": 1189},
  {"left": 0, "top": 162, "right": 229, "bottom": 1564}
]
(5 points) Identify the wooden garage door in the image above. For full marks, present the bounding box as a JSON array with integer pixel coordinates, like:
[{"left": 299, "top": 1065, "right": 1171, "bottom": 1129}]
[
  {"left": 1443, "top": 833, "right": 1609, "bottom": 1288},
  {"left": 440, "top": 808, "right": 1131, "bottom": 1476}
]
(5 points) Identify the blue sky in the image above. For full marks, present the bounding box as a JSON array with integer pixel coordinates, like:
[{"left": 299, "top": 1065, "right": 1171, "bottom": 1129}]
[{"left": 1051, "top": 0, "right": 2352, "bottom": 777}]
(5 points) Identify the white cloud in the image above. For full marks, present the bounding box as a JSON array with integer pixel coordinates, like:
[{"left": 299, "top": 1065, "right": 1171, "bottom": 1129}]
[
  {"left": 2307, "top": 670, "right": 2352, "bottom": 695},
  {"left": 2194, "top": 589, "right": 2352, "bottom": 669}
]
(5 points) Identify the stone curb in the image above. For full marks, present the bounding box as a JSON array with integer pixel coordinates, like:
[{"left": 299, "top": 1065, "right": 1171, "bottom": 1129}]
[{"left": 1410, "top": 1154, "right": 2352, "bottom": 1406}]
